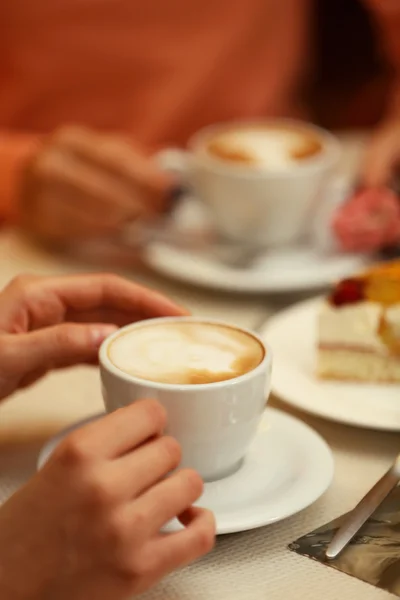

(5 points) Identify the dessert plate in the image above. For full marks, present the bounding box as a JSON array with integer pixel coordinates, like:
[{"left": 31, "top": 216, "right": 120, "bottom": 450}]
[
  {"left": 261, "top": 298, "right": 400, "bottom": 431},
  {"left": 37, "top": 408, "right": 333, "bottom": 534},
  {"left": 137, "top": 189, "right": 371, "bottom": 294}
]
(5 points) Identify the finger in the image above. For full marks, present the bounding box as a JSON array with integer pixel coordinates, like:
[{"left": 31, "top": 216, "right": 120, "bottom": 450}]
[
  {"left": 64, "top": 307, "right": 146, "bottom": 328},
  {"left": 36, "top": 148, "right": 147, "bottom": 219},
  {"left": 61, "top": 399, "right": 167, "bottom": 459},
  {"left": 138, "top": 508, "right": 215, "bottom": 583},
  {"left": 31, "top": 185, "right": 125, "bottom": 241},
  {"left": 180, "top": 505, "right": 212, "bottom": 526},
  {"left": 3, "top": 323, "right": 117, "bottom": 375},
  {"left": 361, "top": 129, "right": 400, "bottom": 188},
  {"left": 362, "top": 149, "right": 393, "bottom": 188},
  {"left": 157, "top": 507, "right": 216, "bottom": 565},
  {"left": 108, "top": 435, "right": 182, "bottom": 498},
  {"left": 0, "top": 273, "right": 187, "bottom": 333},
  {"left": 18, "top": 367, "right": 49, "bottom": 390},
  {"left": 129, "top": 469, "right": 204, "bottom": 534},
  {"left": 42, "top": 273, "right": 188, "bottom": 320},
  {"left": 23, "top": 145, "right": 143, "bottom": 240},
  {"left": 56, "top": 126, "right": 174, "bottom": 203}
]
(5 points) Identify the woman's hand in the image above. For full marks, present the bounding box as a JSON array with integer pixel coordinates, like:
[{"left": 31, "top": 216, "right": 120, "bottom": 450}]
[
  {"left": 332, "top": 117, "right": 400, "bottom": 253},
  {"left": 0, "top": 272, "right": 186, "bottom": 401},
  {"left": 0, "top": 399, "right": 215, "bottom": 600},
  {"left": 19, "top": 126, "right": 174, "bottom": 244},
  {"left": 361, "top": 117, "right": 400, "bottom": 188}
]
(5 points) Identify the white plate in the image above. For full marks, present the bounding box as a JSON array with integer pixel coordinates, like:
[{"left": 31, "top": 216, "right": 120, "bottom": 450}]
[
  {"left": 261, "top": 298, "right": 400, "bottom": 431},
  {"left": 140, "top": 188, "right": 371, "bottom": 294},
  {"left": 37, "top": 408, "right": 333, "bottom": 534}
]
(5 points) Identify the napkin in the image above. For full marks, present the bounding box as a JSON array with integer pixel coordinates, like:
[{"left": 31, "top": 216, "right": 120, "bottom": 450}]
[{"left": 289, "top": 485, "right": 400, "bottom": 597}]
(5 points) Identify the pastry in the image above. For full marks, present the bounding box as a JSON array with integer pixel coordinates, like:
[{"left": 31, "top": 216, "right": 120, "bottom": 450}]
[{"left": 317, "top": 261, "right": 400, "bottom": 382}]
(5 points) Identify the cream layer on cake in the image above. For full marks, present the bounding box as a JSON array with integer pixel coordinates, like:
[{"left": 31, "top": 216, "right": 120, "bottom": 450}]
[{"left": 317, "top": 301, "right": 400, "bottom": 382}]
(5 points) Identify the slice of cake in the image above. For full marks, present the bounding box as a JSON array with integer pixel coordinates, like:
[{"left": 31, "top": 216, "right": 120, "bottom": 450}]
[{"left": 317, "top": 261, "right": 400, "bottom": 382}]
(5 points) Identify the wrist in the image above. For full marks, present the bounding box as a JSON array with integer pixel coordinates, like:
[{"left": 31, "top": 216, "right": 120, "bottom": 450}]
[{"left": 0, "top": 501, "right": 55, "bottom": 600}]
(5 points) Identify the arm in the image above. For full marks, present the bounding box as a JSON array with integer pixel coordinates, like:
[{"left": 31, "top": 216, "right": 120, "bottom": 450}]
[
  {"left": 358, "top": 1, "right": 400, "bottom": 186},
  {"left": 362, "top": 0, "right": 400, "bottom": 118},
  {"left": 0, "top": 274, "right": 213, "bottom": 600},
  {"left": 0, "top": 132, "right": 39, "bottom": 222}
]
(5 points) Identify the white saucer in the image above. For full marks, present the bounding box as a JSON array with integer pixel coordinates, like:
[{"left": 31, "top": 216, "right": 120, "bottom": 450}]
[
  {"left": 37, "top": 408, "right": 333, "bottom": 534},
  {"left": 261, "top": 298, "right": 400, "bottom": 431},
  {"left": 140, "top": 193, "right": 370, "bottom": 294}
]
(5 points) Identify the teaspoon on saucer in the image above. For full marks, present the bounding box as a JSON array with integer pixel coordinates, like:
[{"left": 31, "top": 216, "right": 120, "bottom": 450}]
[{"left": 120, "top": 218, "right": 265, "bottom": 270}]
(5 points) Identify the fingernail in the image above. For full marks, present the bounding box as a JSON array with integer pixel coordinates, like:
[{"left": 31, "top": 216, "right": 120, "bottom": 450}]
[{"left": 91, "top": 325, "right": 118, "bottom": 347}]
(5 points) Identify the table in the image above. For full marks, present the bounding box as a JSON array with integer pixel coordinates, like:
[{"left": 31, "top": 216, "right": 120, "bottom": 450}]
[{"left": 0, "top": 132, "right": 398, "bottom": 600}]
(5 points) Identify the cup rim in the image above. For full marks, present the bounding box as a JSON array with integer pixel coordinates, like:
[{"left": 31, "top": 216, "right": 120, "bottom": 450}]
[
  {"left": 99, "top": 316, "right": 271, "bottom": 391},
  {"left": 188, "top": 118, "right": 341, "bottom": 179}
]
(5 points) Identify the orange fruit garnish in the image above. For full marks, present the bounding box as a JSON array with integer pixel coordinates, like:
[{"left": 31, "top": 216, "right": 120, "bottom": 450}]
[
  {"left": 378, "top": 314, "right": 400, "bottom": 355},
  {"left": 362, "top": 260, "right": 400, "bottom": 305}
]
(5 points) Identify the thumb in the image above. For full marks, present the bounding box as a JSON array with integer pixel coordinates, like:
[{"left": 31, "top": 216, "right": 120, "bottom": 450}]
[{"left": 7, "top": 323, "right": 117, "bottom": 374}]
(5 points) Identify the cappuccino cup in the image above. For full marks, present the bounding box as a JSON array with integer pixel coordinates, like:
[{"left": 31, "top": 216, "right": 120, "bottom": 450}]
[
  {"left": 99, "top": 318, "right": 271, "bottom": 481},
  {"left": 158, "top": 119, "right": 340, "bottom": 247}
]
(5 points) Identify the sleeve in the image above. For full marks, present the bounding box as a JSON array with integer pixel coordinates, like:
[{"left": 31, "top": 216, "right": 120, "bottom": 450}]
[
  {"left": 0, "top": 133, "right": 40, "bottom": 223},
  {"left": 362, "top": 0, "right": 400, "bottom": 117}
]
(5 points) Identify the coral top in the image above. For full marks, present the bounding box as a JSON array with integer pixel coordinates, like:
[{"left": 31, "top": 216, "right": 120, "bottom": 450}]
[{"left": 0, "top": 0, "right": 399, "bottom": 219}]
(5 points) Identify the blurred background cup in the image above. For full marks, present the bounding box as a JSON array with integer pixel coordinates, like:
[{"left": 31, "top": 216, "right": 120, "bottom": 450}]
[{"left": 158, "top": 119, "right": 341, "bottom": 247}]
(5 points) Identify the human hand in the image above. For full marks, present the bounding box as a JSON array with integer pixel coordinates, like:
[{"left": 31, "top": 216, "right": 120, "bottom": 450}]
[
  {"left": 332, "top": 117, "right": 400, "bottom": 252},
  {"left": 0, "top": 399, "right": 215, "bottom": 600},
  {"left": 19, "top": 126, "right": 174, "bottom": 244},
  {"left": 361, "top": 117, "right": 400, "bottom": 188},
  {"left": 332, "top": 186, "right": 400, "bottom": 252},
  {"left": 0, "top": 273, "right": 186, "bottom": 401}
]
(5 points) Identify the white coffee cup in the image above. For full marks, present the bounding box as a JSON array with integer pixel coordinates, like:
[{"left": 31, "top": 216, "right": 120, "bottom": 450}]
[
  {"left": 99, "top": 317, "right": 271, "bottom": 482},
  {"left": 158, "top": 119, "right": 340, "bottom": 247}
]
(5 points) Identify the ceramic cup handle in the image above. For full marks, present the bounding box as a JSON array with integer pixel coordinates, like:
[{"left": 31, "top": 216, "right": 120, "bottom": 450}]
[
  {"left": 154, "top": 149, "right": 193, "bottom": 209},
  {"left": 155, "top": 148, "right": 192, "bottom": 185}
]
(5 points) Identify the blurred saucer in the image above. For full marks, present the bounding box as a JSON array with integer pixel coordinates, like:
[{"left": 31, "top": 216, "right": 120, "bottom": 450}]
[
  {"left": 138, "top": 193, "right": 371, "bottom": 294},
  {"left": 37, "top": 408, "right": 334, "bottom": 535}
]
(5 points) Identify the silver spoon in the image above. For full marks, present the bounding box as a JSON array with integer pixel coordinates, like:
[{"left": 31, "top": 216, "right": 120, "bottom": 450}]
[
  {"left": 120, "top": 219, "right": 265, "bottom": 270},
  {"left": 326, "top": 453, "right": 400, "bottom": 560}
]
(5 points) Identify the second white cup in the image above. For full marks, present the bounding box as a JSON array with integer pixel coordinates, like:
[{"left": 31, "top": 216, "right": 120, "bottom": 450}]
[{"left": 158, "top": 119, "right": 340, "bottom": 247}]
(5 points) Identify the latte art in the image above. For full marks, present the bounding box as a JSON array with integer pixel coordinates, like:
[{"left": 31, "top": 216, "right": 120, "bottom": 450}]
[
  {"left": 108, "top": 322, "right": 264, "bottom": 384},
  {"left": 207, "top": 126, "right": 323, "bottom": 170}
]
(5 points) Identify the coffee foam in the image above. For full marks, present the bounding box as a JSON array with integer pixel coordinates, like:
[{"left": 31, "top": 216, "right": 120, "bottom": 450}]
[
  {"left": 107, "top": 322, "right": 264, "bottom": 385},
  {"left": 207, "top": 127, "right": 323, "bottom": 170}
]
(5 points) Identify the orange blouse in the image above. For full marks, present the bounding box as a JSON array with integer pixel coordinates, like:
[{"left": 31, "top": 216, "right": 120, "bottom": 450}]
[{"left": 0, "top": 0, "right": 399, "bottom": 220}]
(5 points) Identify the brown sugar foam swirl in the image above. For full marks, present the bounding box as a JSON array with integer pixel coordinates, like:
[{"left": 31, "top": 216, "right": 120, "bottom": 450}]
[
  {"left": 206, "top": 126, "right": 323, "bottom": 169},
  {"left": 107, "top": 322, "right": 265, "bottom": 385}
]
